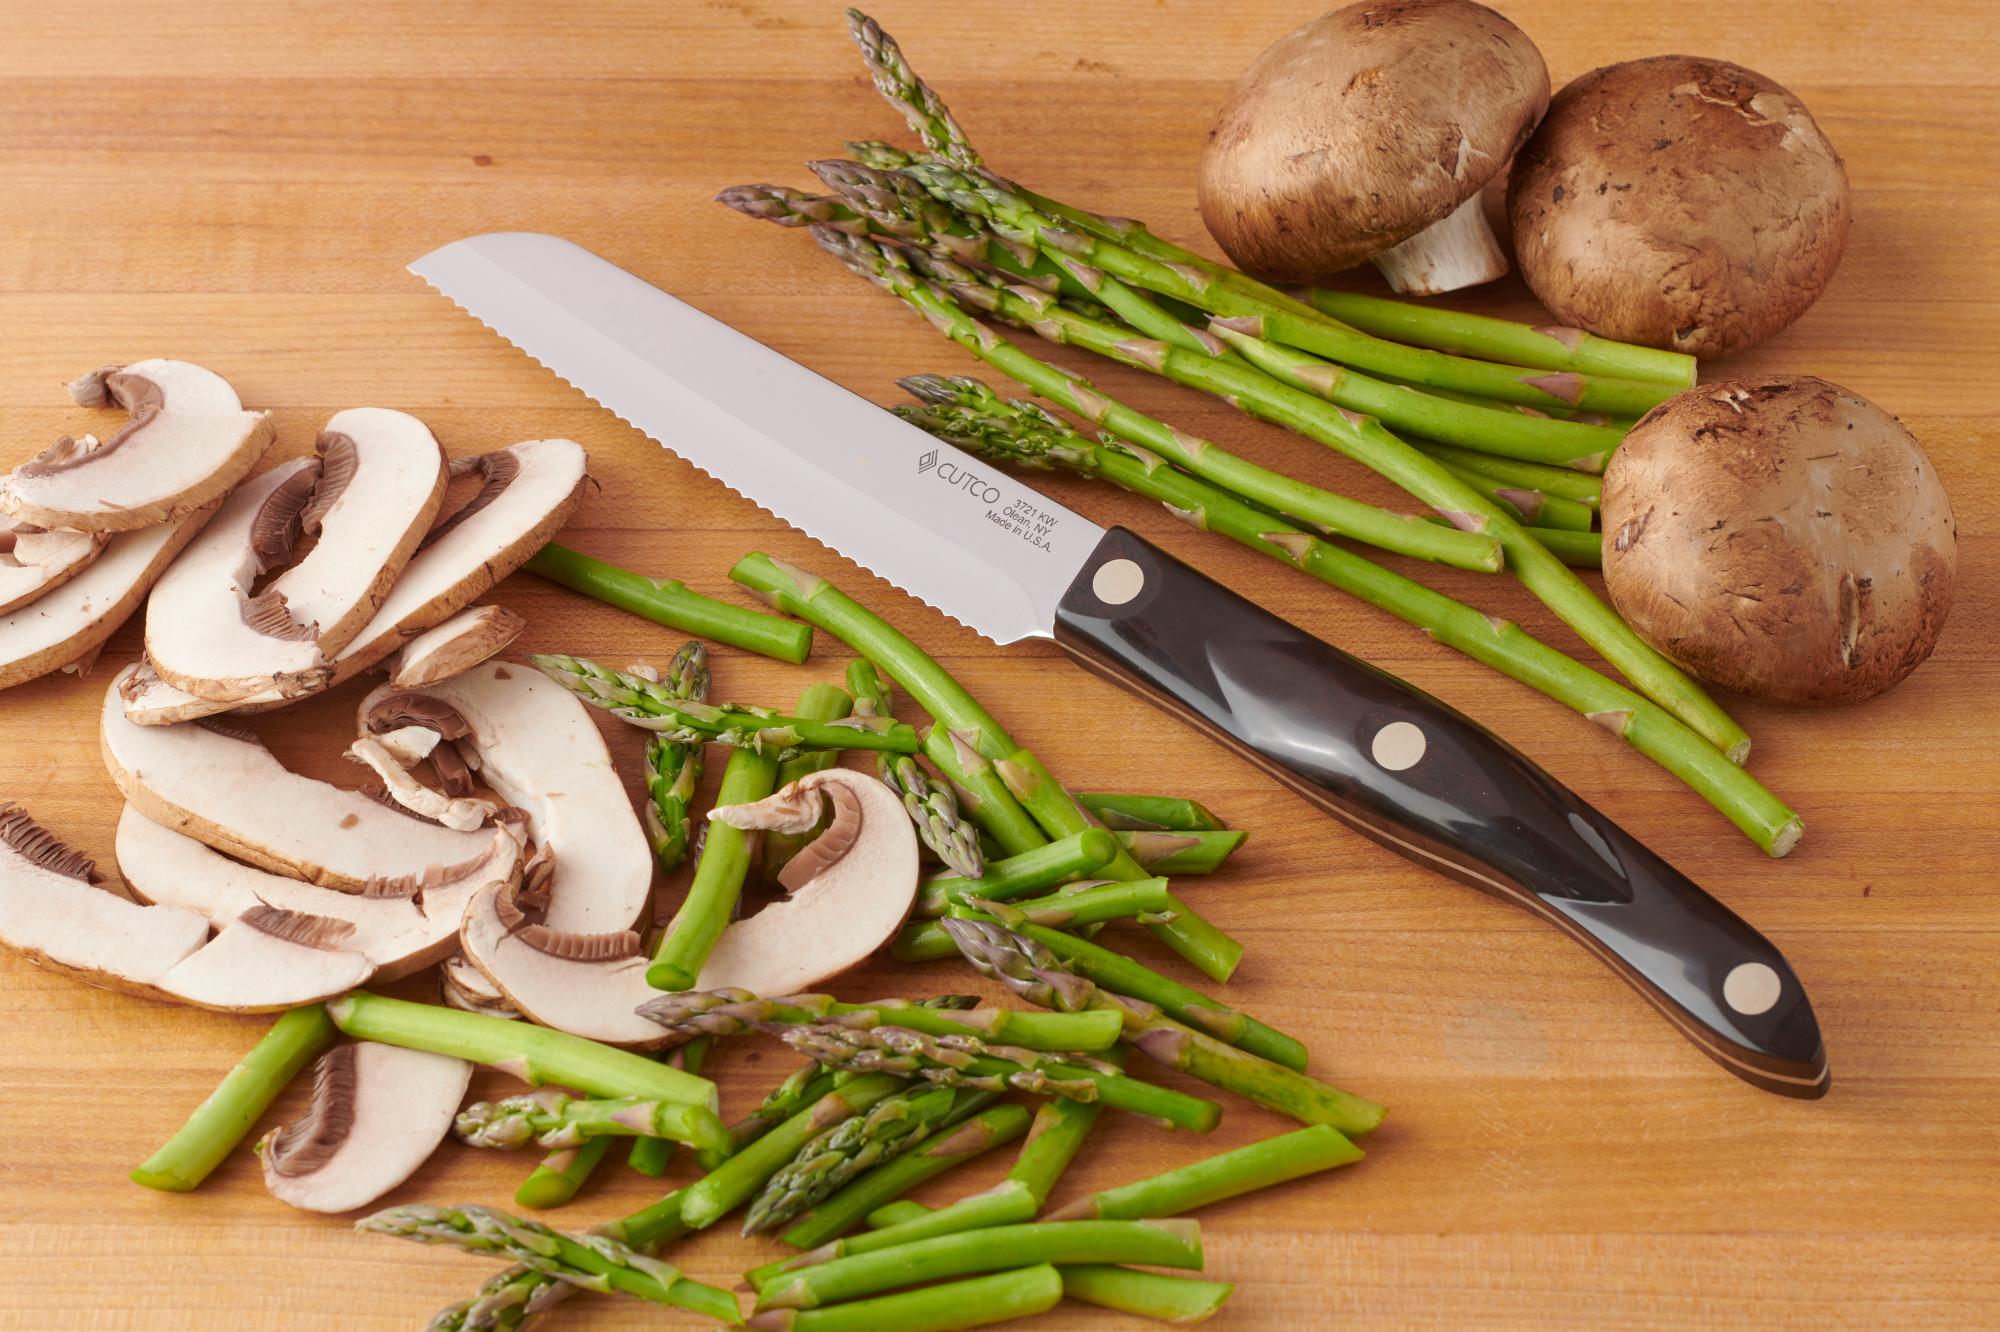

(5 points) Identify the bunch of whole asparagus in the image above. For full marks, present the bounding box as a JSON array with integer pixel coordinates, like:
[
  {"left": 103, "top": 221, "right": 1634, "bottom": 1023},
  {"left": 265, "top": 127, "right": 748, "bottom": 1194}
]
[{"left": 713, "top": 8, "right": 1804, "bottom": 856}]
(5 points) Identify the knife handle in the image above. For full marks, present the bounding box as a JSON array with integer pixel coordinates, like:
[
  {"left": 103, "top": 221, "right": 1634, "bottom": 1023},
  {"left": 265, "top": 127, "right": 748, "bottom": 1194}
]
[{"left": 1054, "top": 528, "right": 1827, "bottom": 1098}]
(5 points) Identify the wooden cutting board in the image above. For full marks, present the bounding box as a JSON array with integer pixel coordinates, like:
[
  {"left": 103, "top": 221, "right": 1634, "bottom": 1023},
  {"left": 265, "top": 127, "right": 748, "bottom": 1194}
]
[{"left": 1, "top": 2, "right": 1994, "bottom": 1326}]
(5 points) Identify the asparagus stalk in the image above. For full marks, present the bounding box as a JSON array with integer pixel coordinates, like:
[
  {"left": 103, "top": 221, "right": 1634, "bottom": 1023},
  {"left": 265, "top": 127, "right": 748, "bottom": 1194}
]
[
  {"left": 914, "top": 828, "right": 1119, "bottom": 917},
  {"left": 516, "top": 1138, "right": 611, "bottom": 1211},
  {"left": 1074, "top": 793, "right": 1225, "bottom": 833},
  {"left": 747, "top": 1085, "right": 963, "bottom": 1234},
  {"left": 845, "top": 659, "right": 894, "bottom": 718},
  {"left": 357, "top": 1205, "right": 742, "bottom": 1325},
  {"left": 1116, "top": 829, "right": 1247, "bottom": 877},
  {"left": 638, "top": 989, "right": 1125, "bottom": 1054},
  {"left": 455, "top": 1090, "right": 721, "bottom": 1152},
  {"left": 728, "top": 552, "right": 1245, "bottom": 981},
  {"left": 894, "top": 877, "right": 1175, "bottom": 962},
  {"left": 1049, "top": 1124, "right": 1362, "bottom": 1220},
  {"left": 867, "top": 1200, "right": 934, "bottom": 1230},
  {"left": 826, "top": 239, "right": 1750, "bottom": 764},
  {"left": 1423, "top": 460, "right": 1595, "bottom": 531},
  {"left": 756, "top": 1219, "right": 1203, "bottom": 1312},
  {"left": 650, "top": 730, "right": 779, "bottom": 991},
  {"left": 746, "top": 1263, "right": 1063, "bottom": 1332},
  {"left": 1061, "top": 1266, "right": 1235, "bottom": 1324},
  {"left": 681, "top": 1074, "right": 909, "bottom": 1229},
  {"left": 131, "top": 1004, "right": 336, "bottom": 1192},
  {"left": 778, "top": 1022, "right": 1221, "bottom": 1131},
  {"left": 780, "top": 1103, "right": 1030, "bottom": 1251},
  {"left": 1304, "top": 287, "right": 1698, "bottom": 387},
  {"left": 1414, "top": 438, "right": 1605, "bottom": 507},
  {"left": 762, "top": 683, "right": 857, "bottom": 886},
  {"left": 640, "top": 640, "right": 710, "bottom": 876},
  {"left": 700, "top": 1060, "right": 843, "bottom": 1173},
  {"left": 881, "top": 753, "right": 984, "bottom": 879},
  {"left": 1516, "top": 524, "right": 1603, "bottom": 568},
  {"left": 522, "top": 543, "right": 812, "bottom": 663},
  {"left": 533, "top": 653, "right": 919, "bottom": 756}
]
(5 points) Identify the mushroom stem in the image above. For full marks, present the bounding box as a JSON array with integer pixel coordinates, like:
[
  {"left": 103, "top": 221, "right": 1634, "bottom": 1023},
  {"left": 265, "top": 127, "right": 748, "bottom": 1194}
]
[
  {"left": 131, "top": 1004, "right": 338, "bottom": 1192},
  {"left": 523, "top": 543, "right": 813, "bottom": 664},
  {"left": 1370, "top": 193, "right": 1511, "bottom": 296}
]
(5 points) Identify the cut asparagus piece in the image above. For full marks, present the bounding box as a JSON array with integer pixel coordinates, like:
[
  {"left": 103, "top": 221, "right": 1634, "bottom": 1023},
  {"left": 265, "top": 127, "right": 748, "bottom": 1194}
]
[
  {"left": 1062, "top": 1266, "right": 1235, "bottom": 1324},
  {"left": 913, "top": 829, "right": 1118, "bottom": 918},
  {"left": 650, "top": 734, "right": 777, "bottom": 991},
  {"left": 746, "top": 1085, "right": 963, "bottom": 1235},
  {"left": 780, "top": 1102, "right": 1030, "bottom": 1251},
  {"left": 356, "top": 1204, "right": 741, "bottom": 1324},
  {"left": 680, "top": 1074, "right": 909, "bottom": 1230},
  {"left": 641, "top": 641, "right": 710, "bottom": 876},
  {"left": 867, "top": 1200, "right": 934, "bottom": 1230},
  {"left": 894, "top": 878, "right": 1175, "bottom": 962},
  {"left": 746, "top": 1263, "right": 1062, "bottom": 1332},
  {"left": 1412, "top": 439, "right": 1605, "bottom": 507},
  {"left": 762, "top": 683, "right": 856, "bottom": 885},
  {"left": 637, "top": 989, "right": 1124, "bottom": 1054},
  {"left": 1049, "top": 1124, "right": 1363, "bottom": 1220},
  {"left": 516, "top": 1137, "right": 611, "bottom": 1211},
  {"left": 131, "top": 1004, "right": 337, "bottom": 1192},
  {"left": 1074, "top": 793, "right": 1226, "bottom": 833},
  {"left": 756, "top": 1219, "right": 1203, "bottom": 1312},
  {"left": 881, "top": 753, "right": 983, "bottom": 880},
  {"left": 1115, "top": 830, "right": 1247, "bottom": 877},
  {"left": 523, "top": 543, "right": 811, "bottom": 662},
  {"left": 628, "top": 1037, "right": 709, "bottom": 1178},
  {"left": 455, "top": 1090, "right": 724, "bottom": 1151}
]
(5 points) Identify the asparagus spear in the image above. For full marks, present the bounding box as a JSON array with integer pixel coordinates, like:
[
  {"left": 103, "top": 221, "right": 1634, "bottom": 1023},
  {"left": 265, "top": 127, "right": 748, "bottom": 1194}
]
[
  {"left": 821, "top": 237, "right": 1751, "bottom": 764},
  {"left": 1074, "top": 793, "right": 1225, "bottom": 832},
  {"left": 780, "top": 1103, "right": 1029, "bottom": 1251},
  {"left": 650, "top": 730, "right": 778, "bottom": 991},
  {"left": 945, "top": 914, "right": 1385, "bottom": 1134},
  {"left": 1433, "top": 459, "right": 1596, "bottom": 531},
  {"left": 325, "top": 994, "right": 725, "bottom": 1151},
  {"left": 1117, "top": 829, "right": 1247, "bottom": 876},
  {"left": 522, "top": 543, "right": 811, "bottom": 662},
  {"left": 746, "top": 1263, "right": 1063, "bottom": 1332},
  {"left": 1050, "top": 1124, "right": 1363, "bottom": 1220},
  {"left": 893, "top": 877, "right": 1176, "bottom": 962},
  {"left": 533, "top": 653, "right": 919, "bottom": 756},
  {"left": 515, "top": 1138, "right": 610, "bottom": 1211},
  {"left": 762, "top": 683, "right": 857, "bottom": 886},
  {"left": 1061, "top": 1266, "right": 1235, "bottom": 1324},
  {"left": 637, "top": 989, "right": 1125, "bottom": 1053},
  {"left": 845, "top": 659, "right": 893, "bottom": 717},
  {"left": 728, "top": 553, "right": 1245, "bottom": 981},
  {"left": 1514, "top": 524, "right": 1603, "bottom": 568},
  {"left": 1304, "top": 287, "right": 1698, "bottom": 387},
  {"left": 778, "top": 1022, "right": 1221, "bottom": 1131},
  {"left": 867, "top": 1200, "right": 934, "bottom": 1230},
  {"left": 682, "top": 1074, "right": 911, "bottom": 1229},
  {"left": 455, "top": 1090, "right": 723, "bottom": 1151},
  {"left": 756, "top": 1219, "right": 1203, "bottom": 1311},
  {"left": 131, "top": 1004, "right": 336, "bottom": 1192},
  {"left": 1411, "top": 439, "right": 1605, "bottom": 507},
  {"left": 747, "top": 1085, "right": 963, "bottom": 1234},
  {"left": 357, "top": 1205, "right": 741, "bottom": 1324},
  {"left": 641, "top": 640, "right": 710, "bottom": 875},
  {"left": 881, "top": 753, "right": 984, "bottom": 879},
  {"left": 913, "top": 828, "right": 1118, "bottom": 917}
]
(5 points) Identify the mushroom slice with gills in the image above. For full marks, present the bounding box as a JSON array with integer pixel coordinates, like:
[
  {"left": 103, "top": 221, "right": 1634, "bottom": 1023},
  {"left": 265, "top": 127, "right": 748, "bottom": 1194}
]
[
  {"left": 0, "top": 359, "right": 274, "bottom": 533},
  {"left": 0, "top": 518, "right": 108, "bottom": 615},
  {"left": 386, "top": 604, "right": 525, "bottom": 688},
  {"left": 259, "top": 1042, "right": 473, "bottom": 1214},
  {"left": 152, "top": 904, "right": 377, "bottom": 1011},
  {"left": 116, "top": 805, "right": 521, "bottom": 982},
  {"left": 359, "top": 657, "right": 652, "bottom": 933},
  {"left": 693, "top": 768, "right": 919, "bottom": 996},
  {"left": 459, "top": 878, "right": 664, "bottom": 1046},
  {"left": 440, "top": 952, "right": 518, "bottom": 1018},
  {"left": 345, "top": 736, "right": 498, "bottom": 833},
  {"left": 0, "top": 502, "right": 218, "bottom": 692},
  {"left": 1197, "top": 0, "right": 1550, "bottom": 293},
  {"left": 115, "top": 438, "right": 587, "bottom": 725},
  {"left": 100, "top": 666, "right": 496, "bottom": 892}
]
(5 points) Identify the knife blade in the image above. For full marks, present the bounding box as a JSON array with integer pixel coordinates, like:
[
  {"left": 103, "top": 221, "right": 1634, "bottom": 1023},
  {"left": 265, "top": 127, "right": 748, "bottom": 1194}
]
[{"left": 411, "top": 231, "right": 1828, "bottom": 1099}]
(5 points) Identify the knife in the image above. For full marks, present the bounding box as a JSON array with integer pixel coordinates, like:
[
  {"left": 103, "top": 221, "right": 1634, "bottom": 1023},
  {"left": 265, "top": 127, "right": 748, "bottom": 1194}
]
[{"left": 410, "top": 231, "right": 1827, "bottom": 1099}]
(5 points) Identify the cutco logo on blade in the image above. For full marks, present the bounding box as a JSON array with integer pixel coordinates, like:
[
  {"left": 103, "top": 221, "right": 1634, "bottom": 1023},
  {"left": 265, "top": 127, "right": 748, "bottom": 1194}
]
[{"left": 917, "top": 452, "right": 1002, "bottom": 504}]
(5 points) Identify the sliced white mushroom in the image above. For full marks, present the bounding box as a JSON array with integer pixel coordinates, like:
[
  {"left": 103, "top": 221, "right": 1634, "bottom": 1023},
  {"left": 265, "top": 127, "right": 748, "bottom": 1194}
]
[
  {"left": 0, "top": 501, "right": 218, "bottom": 692},
  {"left": 459, "top": 878, "right": 663, "bottom": 1046},
  {"left": 0, "top": 519, "right": 108, "bottom": 615},
  {"left": 387, "top": 604, "right": 526, "bottom": 688},
  {"left": 440, "top": 953, "right": 518, "bottom": 1018},
  {"left": 259, "top": 1042, "right": 472, "bottom": 1214},
  {"left": 1, "top": 360, "right": 274, "bottom": 532},
  {"left": 359, "top": 658, "right": 652, "bottom": 933},
  {"left": 696, "top": 768, "right": 919, "bottom": 995},
  {"left": 117, "top": 805, "right": 519, "bottom": 982},
  {"left": 100, "top": 667, "right": 496, "bottom": 891},
  {"left": 367, "top": 723, "right": 442, "bottom": 767},
  {"left": 0, "top": 802, "right": 371, "bottom": 1011},
  {"left": 345, "top": 736, "right": 498, "bottom": 832}
]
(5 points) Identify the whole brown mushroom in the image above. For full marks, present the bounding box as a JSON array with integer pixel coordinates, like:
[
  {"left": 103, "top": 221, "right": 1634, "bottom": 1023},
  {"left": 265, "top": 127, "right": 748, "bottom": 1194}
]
[
  {"left": 1198, "top": 0, "right": 1549, "bottom": 294},
  {"left": 1602, "top": 376, "right": 1955, "bottom": 706},
  {"left": 1508, "top": 57, "right": 1851, "bottom": 359}
]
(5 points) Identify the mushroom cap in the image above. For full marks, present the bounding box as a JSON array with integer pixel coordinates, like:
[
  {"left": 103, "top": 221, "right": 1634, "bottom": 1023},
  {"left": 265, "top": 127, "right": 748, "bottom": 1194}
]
[
  {"left": 1198, "top": 0, "right": 1549, "bottom": 280},
  {"left": 0, "top": 504, "right": 216, "bottom": 692},
  {"left": 696, "top": 767, "right": 919, "bottom": 997},
  {"left": 1602, "top": 376, "right": 1956, "bottom": 705},
  {"left": 1507, "top": 56, "right": 1851, "bottom": 359},
  {"left": 260, "top": 1041, "right": 472, "bottom": 1214},
  {"left": 386, "top": 604, "right": 526, "bottom": 688}
]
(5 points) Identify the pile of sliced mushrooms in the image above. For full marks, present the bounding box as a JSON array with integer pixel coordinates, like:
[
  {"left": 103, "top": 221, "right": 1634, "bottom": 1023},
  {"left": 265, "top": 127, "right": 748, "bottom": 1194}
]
[{"left": 0, "top": 358, "right": 927, "bottom": 1217}]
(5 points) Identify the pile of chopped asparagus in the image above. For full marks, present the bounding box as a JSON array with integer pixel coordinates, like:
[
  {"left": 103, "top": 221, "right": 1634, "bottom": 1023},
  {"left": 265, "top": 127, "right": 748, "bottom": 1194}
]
[{"left": 714, "top": 8, "right": 1804, "bottom": 859}]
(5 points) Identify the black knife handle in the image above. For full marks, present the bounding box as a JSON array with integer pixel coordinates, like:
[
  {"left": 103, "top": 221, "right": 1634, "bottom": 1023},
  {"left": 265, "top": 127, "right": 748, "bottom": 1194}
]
[{"left": 1055, "top": 529, "right": 1827, "bottom": 1098}]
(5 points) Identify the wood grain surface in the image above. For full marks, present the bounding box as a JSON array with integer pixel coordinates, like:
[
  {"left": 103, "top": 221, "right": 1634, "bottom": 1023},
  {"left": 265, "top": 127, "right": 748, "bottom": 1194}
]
[{"left": 2, "top": 2, "right": 1995, "bottom": 1326}]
